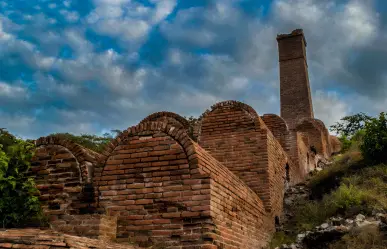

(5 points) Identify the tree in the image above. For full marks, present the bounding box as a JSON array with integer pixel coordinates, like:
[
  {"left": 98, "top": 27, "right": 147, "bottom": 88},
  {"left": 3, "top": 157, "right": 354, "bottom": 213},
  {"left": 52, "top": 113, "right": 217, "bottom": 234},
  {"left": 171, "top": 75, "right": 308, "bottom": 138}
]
[
  {"left": 184, "top": 116, "right": 199, "bottom": 140},
  {"left": 0, "top": 129, "right": 44, "bottom": 228},
  {"left": 360, "top": 112, "right": 387, "bottom": 164},
  {"left": 330, "top": 113, "right": 371, "bottom": 137}
]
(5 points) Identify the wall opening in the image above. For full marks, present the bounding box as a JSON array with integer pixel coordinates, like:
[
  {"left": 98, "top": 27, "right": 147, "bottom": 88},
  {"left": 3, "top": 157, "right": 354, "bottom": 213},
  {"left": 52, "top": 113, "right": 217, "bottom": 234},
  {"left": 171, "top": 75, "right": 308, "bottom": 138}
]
[
  {"left": 285, "top": 164, "right": 290, "bottom": 182},
  {"left": 275, "top": 216, "right": 281, "bottom": 231}
]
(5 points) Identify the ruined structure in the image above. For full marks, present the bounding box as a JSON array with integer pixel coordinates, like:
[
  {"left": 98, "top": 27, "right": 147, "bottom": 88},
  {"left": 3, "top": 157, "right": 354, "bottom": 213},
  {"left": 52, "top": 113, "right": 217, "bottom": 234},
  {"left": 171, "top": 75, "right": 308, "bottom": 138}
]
[{"left": 21, "top": 29, "right": 341, "bottom": 249}]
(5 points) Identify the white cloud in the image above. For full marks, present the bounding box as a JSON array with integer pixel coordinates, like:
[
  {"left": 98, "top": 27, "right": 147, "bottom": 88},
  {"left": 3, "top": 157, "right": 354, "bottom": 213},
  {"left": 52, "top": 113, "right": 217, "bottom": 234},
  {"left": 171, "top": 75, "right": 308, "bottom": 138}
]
[
  {"left": 60, "top": 9, "right": 80, "bottom": 22},
  {"left": 313, "top": 90, "right": 350, "bottom": 128},
  {"left": 63, "top": 0, "right": 71, "bottom": 8},
  {"left": 340, "top": 0, "right": 379, "bottom": 46},
  {"left": 0, "top": 82, "right": 28, "bottom": 99},
  {"left": 151, "top": 0, "right": 176, "bottom": 23},
  {"left": 86, "top": 0, "right": 176, "bottom": 47},
  {"left": 0, "top": 17, "right": 13, "bottom": 41},
  {"left": 48, "top": 3, "right": 57, "bottom": 9}
]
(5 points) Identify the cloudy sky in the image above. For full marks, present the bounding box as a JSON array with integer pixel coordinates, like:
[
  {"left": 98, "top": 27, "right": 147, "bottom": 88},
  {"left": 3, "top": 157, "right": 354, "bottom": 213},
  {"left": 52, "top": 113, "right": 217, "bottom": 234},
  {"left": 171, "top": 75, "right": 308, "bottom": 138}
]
[{"left": 0, "top": 0, "right": 386, "bottom": 139}]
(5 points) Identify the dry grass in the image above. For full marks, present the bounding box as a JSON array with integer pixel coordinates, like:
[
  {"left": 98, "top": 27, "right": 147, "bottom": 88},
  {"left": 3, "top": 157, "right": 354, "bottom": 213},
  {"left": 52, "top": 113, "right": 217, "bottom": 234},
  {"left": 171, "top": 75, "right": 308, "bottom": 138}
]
[{"left": 329, "top": 224, "right": 387, "bottom": 249}]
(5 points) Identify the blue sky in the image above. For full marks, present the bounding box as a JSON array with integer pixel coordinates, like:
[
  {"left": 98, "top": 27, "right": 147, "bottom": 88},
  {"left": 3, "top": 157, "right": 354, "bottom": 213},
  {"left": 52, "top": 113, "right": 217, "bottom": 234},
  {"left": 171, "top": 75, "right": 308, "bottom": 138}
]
[{"left": 1, "top": 0, "right": 386, "bottom": 139}]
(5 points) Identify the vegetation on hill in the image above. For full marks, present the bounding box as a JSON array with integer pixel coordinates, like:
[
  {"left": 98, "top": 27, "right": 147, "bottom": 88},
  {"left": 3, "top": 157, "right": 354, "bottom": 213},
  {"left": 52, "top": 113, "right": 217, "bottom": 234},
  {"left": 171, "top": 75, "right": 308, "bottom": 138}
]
[{"left": 270, "top": 112, "right": 387, "bottom": 248}]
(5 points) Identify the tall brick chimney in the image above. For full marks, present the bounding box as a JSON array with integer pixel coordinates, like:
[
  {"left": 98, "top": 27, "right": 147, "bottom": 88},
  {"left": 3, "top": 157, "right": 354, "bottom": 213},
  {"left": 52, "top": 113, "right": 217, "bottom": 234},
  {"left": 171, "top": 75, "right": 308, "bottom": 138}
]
[{"left": 276, "top": 29, "right": 314, "bottom": 129}]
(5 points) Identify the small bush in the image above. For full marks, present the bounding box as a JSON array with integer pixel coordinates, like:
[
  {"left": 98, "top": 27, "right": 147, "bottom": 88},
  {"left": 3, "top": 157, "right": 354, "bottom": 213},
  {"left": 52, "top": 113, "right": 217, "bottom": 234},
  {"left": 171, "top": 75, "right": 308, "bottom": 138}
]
[
  {"left": 361, "top": 112, "right": 387, "bottom": 164},
  {"left": 309, "top": 151, "right": 364, "bottom": 199},
  {"left": 269, "top": 231, "right": 295, "bottom": 248}
]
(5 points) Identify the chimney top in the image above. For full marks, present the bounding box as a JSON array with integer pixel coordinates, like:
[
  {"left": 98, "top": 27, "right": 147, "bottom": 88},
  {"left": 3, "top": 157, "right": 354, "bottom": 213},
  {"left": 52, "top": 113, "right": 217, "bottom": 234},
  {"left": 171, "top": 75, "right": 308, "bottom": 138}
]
[{"left": 276, "top": 29, "right": 307, "bottom": 46}]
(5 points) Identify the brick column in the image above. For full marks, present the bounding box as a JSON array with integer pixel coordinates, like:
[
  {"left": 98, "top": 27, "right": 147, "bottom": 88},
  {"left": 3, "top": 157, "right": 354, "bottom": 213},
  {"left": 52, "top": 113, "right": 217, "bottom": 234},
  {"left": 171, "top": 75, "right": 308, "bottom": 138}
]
[{"left": 277, "top": 29, "right": 314, "bottom": 129}]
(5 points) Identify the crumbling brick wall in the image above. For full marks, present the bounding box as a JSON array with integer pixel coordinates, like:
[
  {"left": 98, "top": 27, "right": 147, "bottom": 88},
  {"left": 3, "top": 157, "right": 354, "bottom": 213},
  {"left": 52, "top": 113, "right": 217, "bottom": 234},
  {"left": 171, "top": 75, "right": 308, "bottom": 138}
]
[
  {"left": 95, "top": 121, "right": 272, "bottom": 249},
  {"left": 31, "top": 136, "right": 101, "bottom": 219}
]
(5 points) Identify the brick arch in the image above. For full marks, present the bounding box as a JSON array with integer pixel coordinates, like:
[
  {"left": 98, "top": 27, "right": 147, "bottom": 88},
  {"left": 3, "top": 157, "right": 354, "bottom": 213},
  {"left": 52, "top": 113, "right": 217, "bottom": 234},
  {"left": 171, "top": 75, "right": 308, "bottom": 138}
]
[
  {"left": 35, "top": 136, "right": 98, "bottom": 183},
  {"left": 31, "top": 136, "right": 101, "bottom": 216},
  {"left": 195, "top": 100, "right": 285, "bottom": 211},
  {"left": 95, "top": 121, "right": 274, "bottom": 248},
  {"left": 96, "top": 122, "right": 206, "bottom": 247},
  {"left": 139, "top": 111, "right": 190, "bottom": 130},
  {"left": 194, "top": 100, "right": 262, "bottom": 139},
  {"left": 97, "top": 121, "right": 196, "bottom": 169}
]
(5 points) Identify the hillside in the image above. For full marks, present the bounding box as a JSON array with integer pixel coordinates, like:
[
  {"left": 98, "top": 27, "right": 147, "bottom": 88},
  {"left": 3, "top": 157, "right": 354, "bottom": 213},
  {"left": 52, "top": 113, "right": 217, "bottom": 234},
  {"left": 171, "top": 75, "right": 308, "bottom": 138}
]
[{"left": 270, "top": 128, "right": 387, "bottom": 248}]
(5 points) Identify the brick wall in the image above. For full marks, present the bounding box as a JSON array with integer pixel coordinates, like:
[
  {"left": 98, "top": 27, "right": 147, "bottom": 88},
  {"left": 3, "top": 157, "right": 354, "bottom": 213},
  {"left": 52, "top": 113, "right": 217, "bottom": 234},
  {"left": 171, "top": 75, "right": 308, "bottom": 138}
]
[
  {"left": 277, "top": 29, "right": 314, "bottom": 129},
  {"left": 31, "top": 137, "right": 101, "bottom": 217},
  {"left": 194, "top": 144, "right": 272, "bottom": 249},
  {"left": 96, "top": 122, "right": 213, "bottom": 248},
  {"left": 197, "top": 101, "right": 272, "bottom": 209},
  {"left": 285, "top": 131, "right": 314, "bottom": 184},
  {"left": 95, "top": 121, "right": 273, "bottom": 249},
  {"left": 197, "top": 101, "right": 294, "bottom": 218},
  {"left": 50, "top": 214, "right": 117, "bottom": 240}
]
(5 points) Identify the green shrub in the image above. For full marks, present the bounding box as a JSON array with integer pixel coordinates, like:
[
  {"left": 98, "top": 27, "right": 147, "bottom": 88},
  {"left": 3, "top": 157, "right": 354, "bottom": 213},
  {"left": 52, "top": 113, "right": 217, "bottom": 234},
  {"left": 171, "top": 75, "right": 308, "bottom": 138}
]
[
  {"left": 309, "top": 151, "right": 364, "bottom": 199},
  {"left": 361, "top": 112, "right": 387, "bottom": 164},
  {"left": 269, "top": 231, "right": 295, "bottom": 248},
  {"left": 0, "top": 129, "right": 45, "bottom": 228},
  {"left": 325, "top": 184, "right": 364, "bottom": 213}
]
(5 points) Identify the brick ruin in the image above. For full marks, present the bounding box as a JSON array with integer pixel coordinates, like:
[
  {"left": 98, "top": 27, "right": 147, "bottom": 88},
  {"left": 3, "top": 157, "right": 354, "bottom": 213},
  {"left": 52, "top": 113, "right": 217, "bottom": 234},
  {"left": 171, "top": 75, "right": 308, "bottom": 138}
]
[{"left": 16, "top": 29, "right": 341, "bottom": 249}]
